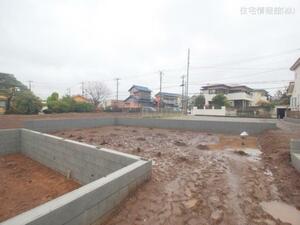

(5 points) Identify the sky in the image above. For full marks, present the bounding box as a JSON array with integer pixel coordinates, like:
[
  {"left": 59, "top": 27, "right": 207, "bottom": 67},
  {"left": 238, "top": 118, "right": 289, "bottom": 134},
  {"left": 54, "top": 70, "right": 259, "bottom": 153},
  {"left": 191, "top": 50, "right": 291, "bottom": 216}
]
[{"left": 0, "top": 0, "right": 300, "bottom": 100}]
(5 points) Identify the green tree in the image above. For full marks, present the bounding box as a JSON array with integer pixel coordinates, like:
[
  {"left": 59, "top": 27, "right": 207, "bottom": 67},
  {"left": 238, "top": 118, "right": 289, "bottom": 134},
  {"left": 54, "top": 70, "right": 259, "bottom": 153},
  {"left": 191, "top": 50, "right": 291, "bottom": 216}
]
[
  {"left": 211, "top": 94, "right": 229, "bottom": 108},
  {"left": 0, "top": 73, "right": 28, "bottom": 111},
  {"left": 10, "top": 90, "right": 42, "bottom": 114},
  {"left": 194, "top": 95, "right": 205, "bottom": 108},
  {"left": 46, "top": 92, "right": 95, "bottom": 113}
]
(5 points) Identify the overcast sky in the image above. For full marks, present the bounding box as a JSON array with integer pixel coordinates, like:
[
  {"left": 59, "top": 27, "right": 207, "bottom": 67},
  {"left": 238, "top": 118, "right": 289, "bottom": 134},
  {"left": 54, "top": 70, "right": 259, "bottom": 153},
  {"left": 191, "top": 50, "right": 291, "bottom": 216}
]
[{"left": 0, "top": 0, "right": 300, "bottom": 99}]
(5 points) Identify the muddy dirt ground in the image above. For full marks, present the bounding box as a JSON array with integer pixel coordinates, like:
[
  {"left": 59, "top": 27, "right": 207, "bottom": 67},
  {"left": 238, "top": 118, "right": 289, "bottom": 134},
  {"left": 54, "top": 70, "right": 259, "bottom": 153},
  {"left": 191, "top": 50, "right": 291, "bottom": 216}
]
[
  {"left": 53, "top": 126, "right": 300, "bottom": 225},
  {"left": 0, "top": 154, "right": 80, "bottom": 222}
]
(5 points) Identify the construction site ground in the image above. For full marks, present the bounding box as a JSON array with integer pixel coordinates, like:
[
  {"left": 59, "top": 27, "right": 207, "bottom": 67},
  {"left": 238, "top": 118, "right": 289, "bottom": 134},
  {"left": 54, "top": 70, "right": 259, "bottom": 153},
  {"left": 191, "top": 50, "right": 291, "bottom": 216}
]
[
  {"left": 52, "top": 125, "right": 300, "bottom": 225},
  {"left": 0, "top": 154, "right": 80, "bottom": 222}
]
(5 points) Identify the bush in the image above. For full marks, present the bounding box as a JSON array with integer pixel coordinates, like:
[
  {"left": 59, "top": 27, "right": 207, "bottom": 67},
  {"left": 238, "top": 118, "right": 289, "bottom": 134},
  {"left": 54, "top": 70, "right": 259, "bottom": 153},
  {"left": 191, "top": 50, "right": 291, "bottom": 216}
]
[
  {"left": 211, "top": 94, "right": 229, "bottom": 108},
  {"left": 46, "top": 92, "right": 95, "bottom": 113},
  {"left": 10, "top": 91, "right": 42, "bottom": 114},
  {"left": 73, "top": 102, "right": 95, "bottom": 112}
]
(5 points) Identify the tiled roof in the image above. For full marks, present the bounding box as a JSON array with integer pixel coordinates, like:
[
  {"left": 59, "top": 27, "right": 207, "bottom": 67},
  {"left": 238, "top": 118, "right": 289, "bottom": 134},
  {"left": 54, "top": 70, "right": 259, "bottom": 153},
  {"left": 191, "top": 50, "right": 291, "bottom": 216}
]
[{"left": 128, "top": 85, "right": 151, "bottom": 92}]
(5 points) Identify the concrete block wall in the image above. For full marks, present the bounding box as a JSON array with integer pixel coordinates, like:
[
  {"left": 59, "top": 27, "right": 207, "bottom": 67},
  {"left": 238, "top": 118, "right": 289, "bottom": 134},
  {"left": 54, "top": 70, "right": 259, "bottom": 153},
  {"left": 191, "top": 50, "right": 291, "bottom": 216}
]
[
  {"left": 1, "top": 129, "right": 152, "bottom": 225},
  {"left": 21, "top": 129, "right": 139, "bottom": 184},
  {"left": 116, "top": 118, "right": 277, "bottom": 135},
  {"left": 3, "top": 160, "right": 151, "bottom": 225},
  {"left": 23, "top": 118, "right": 116, "bottom": 133},
  {"left": 23, "top": 117, "right": 277, "bottom": 135},
  {"left": 291, "top": 139, "right": 300, "bottom": 172},
  {"left": 0, "top": 129, "right": 20, "bottom": 155}
]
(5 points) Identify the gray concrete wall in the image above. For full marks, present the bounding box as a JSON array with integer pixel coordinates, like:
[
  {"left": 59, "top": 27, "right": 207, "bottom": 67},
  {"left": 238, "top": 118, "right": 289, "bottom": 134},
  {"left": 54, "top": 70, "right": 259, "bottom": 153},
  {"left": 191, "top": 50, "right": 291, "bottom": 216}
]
[
  {"left": 291, "top": 139, "right": 300, "bottom": 173},
  {"left": 291, "top": 139, "right": 300, "bottom": 154},
  {"left": 0, "top": 129, "right": 20, "bottom": 155},
  {"left": 116, "top": 118, "right": 277, "bottom": 135},
  {"left": 21, "top": 129, "right": 139, "bottom": 184},
  {"left": 285, "top": 117, "right": 300, "bottom": 124},
  {"left": 23, "top": 117, "right": 277, "bottom": 135},
  {"left": 1, "top": 129, "right": 152, "bottom": 225},
  {"left": 23, "top": 118, "right": 116, "bottom": 133},
  {"left": 2, "top": 160, "right": 151, "bottom": 225}
]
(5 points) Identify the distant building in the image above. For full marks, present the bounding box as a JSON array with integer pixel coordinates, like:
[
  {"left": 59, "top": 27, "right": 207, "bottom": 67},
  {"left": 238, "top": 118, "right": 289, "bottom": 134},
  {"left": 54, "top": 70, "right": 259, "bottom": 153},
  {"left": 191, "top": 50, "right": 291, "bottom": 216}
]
[
  {"left": 250, "top": 89, "right": 269, "bottom": 106},
  {"left": 72, "top": 95, "right": 89, "bottom": 103},
  {"left": 155, "top": 92, "right": 180, "bottom": 108},
  {"left": 124, "top": 85, "right": 153, "bottom": 108},
  {"left": 0, "top": 95, "right": 7, "bottom": 114},
  {"left": 290, "top": 58, "right": 300, "bottom": 111},
  {"left": 103, "top": 100, "right": 125, "bottom": 110},
  {"left": 201, "top": 84, "right": 268, "bottom": 110}
]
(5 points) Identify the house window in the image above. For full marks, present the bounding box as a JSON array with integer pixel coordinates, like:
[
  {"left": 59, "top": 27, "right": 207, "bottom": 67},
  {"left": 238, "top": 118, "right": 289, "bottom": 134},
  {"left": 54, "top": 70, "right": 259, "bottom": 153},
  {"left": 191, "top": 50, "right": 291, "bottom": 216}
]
[{"left": 0, "top": 101, "right": 5, "bottom": 107}]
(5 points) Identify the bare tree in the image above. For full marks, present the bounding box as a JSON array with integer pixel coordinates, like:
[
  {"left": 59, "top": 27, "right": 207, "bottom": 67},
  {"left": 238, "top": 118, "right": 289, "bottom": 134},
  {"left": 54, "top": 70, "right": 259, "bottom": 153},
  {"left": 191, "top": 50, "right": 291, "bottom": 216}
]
[{"left": 85, "top": 81, "right": 111, "bottom": 107}]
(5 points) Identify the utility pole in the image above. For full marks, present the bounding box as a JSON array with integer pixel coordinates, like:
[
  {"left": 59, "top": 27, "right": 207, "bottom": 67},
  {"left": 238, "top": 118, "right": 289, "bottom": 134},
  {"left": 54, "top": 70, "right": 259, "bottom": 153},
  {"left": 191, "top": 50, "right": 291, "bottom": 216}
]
[
  {"left": 66, "top": 88, "right": 71, "bottom": 96},
  {"left": 159, "top": 71, "right": 163, "bottom": 112},
  {"left": 185, "top": 48, "right": 190, "bottom": 114},
  {"left": 80, "top": 81, "right": 85, "bottom": 96},
  {"left": 180, "top": 75, "right": 185, "bottom": 112},
  {"left": 27, "top": 80, "right": 33, "bottom": 91},
  {"left": 115, "top": 78, "right": 120, "bottom": 101}
]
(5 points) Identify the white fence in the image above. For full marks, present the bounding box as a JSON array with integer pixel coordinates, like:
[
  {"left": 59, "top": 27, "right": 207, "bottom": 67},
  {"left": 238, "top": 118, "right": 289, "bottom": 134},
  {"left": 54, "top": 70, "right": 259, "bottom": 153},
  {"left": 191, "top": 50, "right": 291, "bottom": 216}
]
[{"left": 191, "top": 106, "right": 226, "bottom": 116}]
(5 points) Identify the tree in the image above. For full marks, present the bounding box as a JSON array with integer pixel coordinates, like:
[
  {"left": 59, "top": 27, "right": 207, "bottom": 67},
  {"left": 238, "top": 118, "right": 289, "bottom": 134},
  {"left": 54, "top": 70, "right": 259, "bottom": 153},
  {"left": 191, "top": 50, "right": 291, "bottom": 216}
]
[
  {"left": 257, "top": 100, "right": 275, "bottom": 112},
  {"left": 211, "top": 94, "right": 229, "bottom": 108},
  {"left": 45, "top": 92, "right": 95, "bottom": 113},
  {"left": 85, "top": 81, "right": 110, "bottom": 107},
  {"left": 10, "top": 90, "right": 42, "bottom": 114},
  {"left": 194, "top": 95, "right": 205, "bottom": 108},
  {"left": 0, "top": 73, "right": 28, "bottom": 111}
]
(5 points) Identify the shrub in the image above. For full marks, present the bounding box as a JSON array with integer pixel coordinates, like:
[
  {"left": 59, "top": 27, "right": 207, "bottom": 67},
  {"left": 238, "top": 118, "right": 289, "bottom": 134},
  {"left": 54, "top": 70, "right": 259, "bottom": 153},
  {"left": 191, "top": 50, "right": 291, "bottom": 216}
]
[{"left": 10, "top": 91, "right": 42, "bottom": 114}]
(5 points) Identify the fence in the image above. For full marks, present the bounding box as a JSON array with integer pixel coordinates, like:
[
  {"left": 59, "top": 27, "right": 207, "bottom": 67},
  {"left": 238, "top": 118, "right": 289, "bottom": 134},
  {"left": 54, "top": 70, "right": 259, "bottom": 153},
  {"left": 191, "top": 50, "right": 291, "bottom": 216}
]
[{"left": 287, "top": 110, "right": 300, "bottom": 119}]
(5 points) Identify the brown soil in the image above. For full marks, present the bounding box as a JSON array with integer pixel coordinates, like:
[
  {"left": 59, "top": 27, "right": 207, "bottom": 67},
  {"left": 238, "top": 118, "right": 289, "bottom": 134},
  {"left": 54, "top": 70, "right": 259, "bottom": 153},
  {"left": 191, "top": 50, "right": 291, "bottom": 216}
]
[
  {"left": 0, "top": 154, "right": 80, "bottom": 222},
  {"left": 258, "top": 129, "right": 300, "bottom": 209},
  {"left": 53, "top": 126, "right": 299, "bottom": 225}
]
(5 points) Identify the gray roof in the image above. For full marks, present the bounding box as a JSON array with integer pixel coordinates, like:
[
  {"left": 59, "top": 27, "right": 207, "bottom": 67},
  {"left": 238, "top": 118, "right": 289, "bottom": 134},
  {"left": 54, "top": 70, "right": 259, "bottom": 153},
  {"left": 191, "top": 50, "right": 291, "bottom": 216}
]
[
  {"left": 128, "top": 85, "right": 151, "bottom": 92},
  {"left": 155, "top": 92, "right": 180, "bottom": 97}
]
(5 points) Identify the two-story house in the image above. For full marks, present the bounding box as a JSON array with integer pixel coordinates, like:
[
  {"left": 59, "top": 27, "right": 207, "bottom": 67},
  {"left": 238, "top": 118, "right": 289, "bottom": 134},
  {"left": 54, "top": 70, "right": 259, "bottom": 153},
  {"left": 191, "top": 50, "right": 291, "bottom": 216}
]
[
  {"left": 290, "top": 57, "right": 300, "bottom": 111},
  {"left": 124, "top": 85, "right": 153, "bottom": 108},
  {"left": 201, "top": 84, "right": 268, "bottom": 110},
  {"left": 155, "top": 92, "right": 180, "bottom": 108}
]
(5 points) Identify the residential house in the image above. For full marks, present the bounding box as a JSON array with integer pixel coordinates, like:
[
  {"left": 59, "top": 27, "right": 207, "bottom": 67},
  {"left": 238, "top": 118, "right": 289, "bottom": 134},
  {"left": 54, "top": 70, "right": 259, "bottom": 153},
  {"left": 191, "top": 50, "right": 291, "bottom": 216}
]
[
  {"left": 155, "top": 92, "right": 180, "bottom": 109},
  {"left": 72, "top": 95, "right": 89, "bottom": 103},
  {"left": 290, "top": 57, "right": 300, "bottom": 111},
  {"left": 250, "top": 89, "right": 269, "bottom": 106},
  {"left": 124, "top": 85, "right": 153, "bottom": 108},
  {"left": 201, "top": 84, "right": 269, "bottom": 110},
  {"left": 0, "top": 95, "right": 7, "bottom": 114},
  {"left": 103, "top": 100, "right": 125, "bottom": 110}
]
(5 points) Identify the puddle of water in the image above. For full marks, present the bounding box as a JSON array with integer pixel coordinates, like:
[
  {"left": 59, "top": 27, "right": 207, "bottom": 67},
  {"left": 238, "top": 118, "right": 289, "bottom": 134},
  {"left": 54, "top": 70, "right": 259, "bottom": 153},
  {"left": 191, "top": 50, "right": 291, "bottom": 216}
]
[
  {"left": 243, "top": 148, "right": 262, "bottom": 161},
  {"left": 260, "top": 201, "right": 300, "bottom": 225}
]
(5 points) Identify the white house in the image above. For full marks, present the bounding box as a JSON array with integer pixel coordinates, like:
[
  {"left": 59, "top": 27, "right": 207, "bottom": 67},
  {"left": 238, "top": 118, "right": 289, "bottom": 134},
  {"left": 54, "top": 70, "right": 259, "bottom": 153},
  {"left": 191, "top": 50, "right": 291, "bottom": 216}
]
[
  {"left": 290, "top": 58, "right": 300, "bottom": 111},
  {"left": 201, "top": 84, "right": 268, "bottom": 110}
]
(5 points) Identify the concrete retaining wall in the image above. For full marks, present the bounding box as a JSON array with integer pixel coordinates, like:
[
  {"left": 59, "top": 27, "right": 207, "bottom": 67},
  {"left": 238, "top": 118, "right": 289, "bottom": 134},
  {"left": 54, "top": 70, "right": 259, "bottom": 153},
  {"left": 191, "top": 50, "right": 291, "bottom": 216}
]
[
  {"left": 116, "top": 118, "right": 276, "bottom": 135},
  {"left": 291, "top": 139, "right": 300, "bottom": 172},
  {"left": 21, "top": 129, "right": 138, "bottom": 184},
  {"left": 0, "top": 129, "right": 20, "bottom": 155},
  {"left": 24, "top": 117, "right": 277, "bottom": 135},
  {"left": 1, "top": 129, "right": 152, "bottom": 225},
  {"left": 285, "top": 116, "right": 300, "bottom": 124},
  {"left": 23, "top": 118, "right": 116, "bottom": 133}
]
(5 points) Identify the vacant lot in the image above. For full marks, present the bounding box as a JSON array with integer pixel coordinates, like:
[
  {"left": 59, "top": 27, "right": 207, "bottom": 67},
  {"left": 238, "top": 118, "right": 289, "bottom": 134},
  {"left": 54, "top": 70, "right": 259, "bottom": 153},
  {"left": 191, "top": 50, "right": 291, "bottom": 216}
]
[
  {"left": 0, "top": 154, "right": 80, "bottom": 222},
  {"left": 53, "top": 126, "right": 300, "bottom": 225}
]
